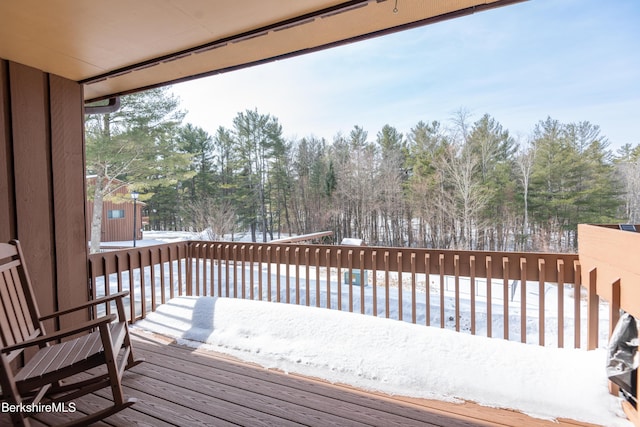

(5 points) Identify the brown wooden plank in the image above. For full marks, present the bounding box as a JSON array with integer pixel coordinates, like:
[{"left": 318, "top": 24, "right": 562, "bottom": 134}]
[
  {"left": 73, "top": 393, "right": 175, "bottom": 427},
  {"left": 135, "top": 364, "right": 371, "bottom": 427},
  {"left": 49, "top": 74, "right": 89, "bottom": 330},
  {"left": 0, "top": 412, "right": 50, "bottom": 427},
  {"left": 9, "top": 61, "right": 56, "bottom": 321},
  {"left": 132, "top": 333, "right": 578, "bottom": 427},
  {"left": 133, "top": 345, "right": 427, "bottom": 427},
  {"left": 111, "top": 372, "right": 294, "bottom": 427},
  {"left": 130, "top": 334, "right": 449, "bottom": 426}
]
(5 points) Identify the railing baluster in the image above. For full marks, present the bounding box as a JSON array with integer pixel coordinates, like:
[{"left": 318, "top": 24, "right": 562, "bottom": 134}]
[
  {"left": 88, "top": 258, "right": 97, "bottom": 319},
  {"left": 295, "top": 247, "right": 300, "bottom": 305},
  {"left": 168, "top": 246, "right": 174, "bottom": 300},
  {"left": 305, "top": 248, "right": 310, "bottom": 307},
  {"left": 185, "top": 244, "right": 191, "bottom": 296},
  {"left": 314, "top": 248, "right": 320, "bottom": 308},
  {"left": 538, "top": 258, "right": 546, "bottom": 347},
  {"left": 502, "top": 257, "right": 509, "bottom": 340},
  {"left": 425, "top": 253, "right": 430, "bottom": 327},
  {"left": 557, "top": 259, "right": 565, "bottom": 348},
  {"left": 160, "top": 247, "right": 166, "bottom": 305},
  {"left": 233, "top": 244, "right": 239, "bottom": 298},
  {"left": 348, "top": 250, "right": 353, "bottom": 313},
  {"left": 127, "top": 253, "right": 134, "bottom": 320},
  {"left": 210, "top": 244, "right": 215, "bottom": 297},
  {"left": 439, "top": 254, "right": 445, "bottom": 328},
  {"left": 258, "top": 246, "right": 263, "bottom": 300},
  {"left": 454, "top": 254, "right": 460, "bottom": 332},
  {"left": 149, "top": 248, "right": 156, "bottom": 312},
  {"left": 486, "top": 256, "right": 492, "bottom": 337},
  {"left": 360, "top": 250, "right": 366, "bottom": 315},
  {"left": 372, "top": 251, "right": 378, "bottom": 317},
  {"left": 203, "top": 243, "right": 209, "bottom": 296},
  {"left": 325, "top": 248, "right": 331, "bottom": 309},
  {"left": 285, "top": 247, "right": 291, "bottom": 304},
  {"left": 397, "top": 252, "right": 403, "bottom": 322},
  {"left": 215, "top": 244, "right": 221, "bottom": 297},
  {"left": 249, "top": 245, "right": 255, "bottom": 300},
  {"left": 267, "top": 246, "right": 272, "bottom": 302},
  {"left": 139, "top": 251, "right": 146, "bottom": 319},
  {"left": 384, "top": 251, "right": 390, "bottom": 319},
  {"left": 520, "top": 257, "right": 527, "bottom": 343},
  {"left": 177, "top": 246, "right": 183, "bottom": 296},
  {"left": 195, "top": 244, "right": 201, "bottom": 297},
  {"left": 116, "top": 253, "right": 123, "bottom": 294},
  {"left": 411, "top": 253, "right": 416, "bottom": 324},
  {"left": 241, "top": 245, "right": 247, "bottom": 300},
  {"left": 276, "top": 247, "right": 282, "bottom": 303},
  {"left": 337, "top": 249, "right": 343, "bottom": 311},
  {"left": 470, "top": 255, "right": 476, "bottom": 335},
  {"left": 224, "top": 244, "right": 230, "bottom": 297}
]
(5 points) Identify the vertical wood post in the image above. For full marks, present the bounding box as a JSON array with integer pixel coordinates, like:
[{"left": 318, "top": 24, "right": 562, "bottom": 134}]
[
  {"left": 573, "top": 260, "right": 581, "bottom": 349},
  {"left": 608, "top": 279, "right": 621, "bottom": 396},
  {"left": 587, "top": 268, "right": 599, "bottom": 350}
]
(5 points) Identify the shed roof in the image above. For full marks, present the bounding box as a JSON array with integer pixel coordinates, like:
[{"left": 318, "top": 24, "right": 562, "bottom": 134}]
[{"left": 0, "top": 0, "right": 522, "bottom": 102}]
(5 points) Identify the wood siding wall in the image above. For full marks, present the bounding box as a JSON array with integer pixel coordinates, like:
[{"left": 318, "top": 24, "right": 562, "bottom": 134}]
[
  {"left": 0, "top": 59, "right": 88, "bottom": 328},
  {"left": 86, "top": 181, "right": 144, "bottom": 243}
]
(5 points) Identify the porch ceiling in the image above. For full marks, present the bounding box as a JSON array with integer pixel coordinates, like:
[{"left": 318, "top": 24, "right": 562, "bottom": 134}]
[{"left": 0, "top": 0, "right": 523, "bottom": 102}]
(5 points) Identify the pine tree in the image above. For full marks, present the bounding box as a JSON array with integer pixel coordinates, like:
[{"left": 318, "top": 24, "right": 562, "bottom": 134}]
[{"left": 85, "top": 87, "right": 191, "bottom": 252}]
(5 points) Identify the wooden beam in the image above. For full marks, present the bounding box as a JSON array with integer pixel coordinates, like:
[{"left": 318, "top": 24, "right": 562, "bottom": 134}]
[{"left": 50, "top": 74, "right": 89, "bottom": 327}]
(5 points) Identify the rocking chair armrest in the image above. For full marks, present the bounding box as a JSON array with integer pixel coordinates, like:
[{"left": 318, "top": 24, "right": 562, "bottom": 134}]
[
  {"left": 39, "top": 291, "right": 130, "bottom": 321},
  {"left": 1, "top": 314, "right": 117, "bottom": 354}
]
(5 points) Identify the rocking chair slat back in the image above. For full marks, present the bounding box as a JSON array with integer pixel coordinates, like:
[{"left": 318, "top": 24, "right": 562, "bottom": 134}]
[{"left": 0, "top": 245, "right": 42, "bottom": 359}]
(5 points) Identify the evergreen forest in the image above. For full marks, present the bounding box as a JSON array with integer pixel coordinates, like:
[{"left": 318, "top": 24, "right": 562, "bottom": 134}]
[{"left": 85, "top": 88, "right": 640, "bottom": 253}]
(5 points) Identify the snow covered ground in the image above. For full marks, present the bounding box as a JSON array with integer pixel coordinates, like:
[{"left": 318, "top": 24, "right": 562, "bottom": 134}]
[{"left": 133, "top": 296, "right": 631, "bottom": 427}]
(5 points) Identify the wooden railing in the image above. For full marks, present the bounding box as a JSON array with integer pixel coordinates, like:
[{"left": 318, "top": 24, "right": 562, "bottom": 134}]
[
  {"left": 88, "top": 242, "right": 189, "bottom": 321},
  {"left": 88, "top": 240, "right": 611, "bottom": 349}
]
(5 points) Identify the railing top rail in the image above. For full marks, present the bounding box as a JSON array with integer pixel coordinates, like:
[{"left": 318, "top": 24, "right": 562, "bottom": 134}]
[
  {"left": 188, "top": 240, "right": 577, "bottom": 257},
  {"left": 269, "top": 231, "right": 334, "bottom": 244},
  {"left": 88, "top": 241, "right": 189, "bottom": 276},
  {"left": 188, "top": 241, "right": 579, "bottom": 283}
]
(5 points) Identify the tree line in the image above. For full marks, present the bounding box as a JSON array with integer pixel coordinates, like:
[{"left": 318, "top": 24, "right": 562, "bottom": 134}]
[{"left": 85, "top": 88, "right": 639, "bottom": 253}]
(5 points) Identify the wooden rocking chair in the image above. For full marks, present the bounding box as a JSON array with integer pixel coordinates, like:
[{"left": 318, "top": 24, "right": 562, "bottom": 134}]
[{"left": 0, "top": 240, "right": 143, "bottom": 426}]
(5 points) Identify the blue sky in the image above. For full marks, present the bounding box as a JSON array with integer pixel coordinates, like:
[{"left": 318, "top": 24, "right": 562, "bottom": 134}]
[{"left": 172, "top": 0, "right": 639, "bottom": 150}]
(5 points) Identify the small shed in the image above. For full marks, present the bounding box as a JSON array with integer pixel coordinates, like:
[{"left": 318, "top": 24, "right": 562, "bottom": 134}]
[{"left": 85, "top": 177, "right": 145, "bottom": 243}]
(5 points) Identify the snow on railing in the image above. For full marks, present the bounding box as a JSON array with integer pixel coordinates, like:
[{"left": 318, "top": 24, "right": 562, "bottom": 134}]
[{"left": 88, "top": 240, "right": 612, "bottom": 349}]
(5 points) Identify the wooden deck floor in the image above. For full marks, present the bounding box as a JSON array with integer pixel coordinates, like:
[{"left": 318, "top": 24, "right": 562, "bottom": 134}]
[{"left": 5, "top": 331, "right": 599, "bottom": 427}]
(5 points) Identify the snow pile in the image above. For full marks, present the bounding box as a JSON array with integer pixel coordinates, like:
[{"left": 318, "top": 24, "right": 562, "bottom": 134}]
[{"left": 133, "top": 296, "right": 631, "bottom": 426}]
